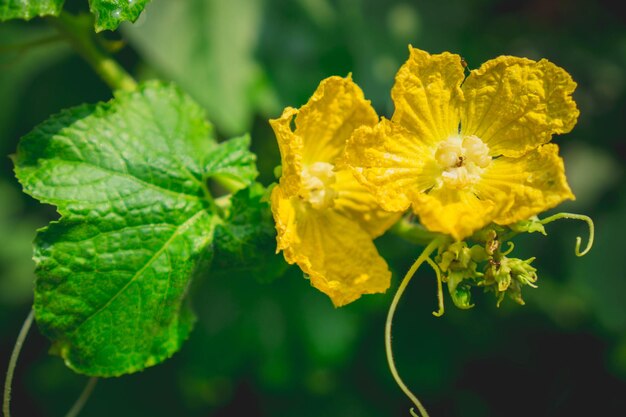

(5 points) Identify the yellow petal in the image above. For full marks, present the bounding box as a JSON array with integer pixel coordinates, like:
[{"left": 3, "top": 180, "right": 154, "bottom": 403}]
[
  {"left": 461, "top": 56, "right": 579, "bottom": 157},
  {"left": 269, "top": 107, "right": 302, "bottom": 195},
  {"left": 271, "top": 185, "right": 299, "bottom": 255},
  {"left": 295, "top": 75, "right": 378, "bottom": 164},
  {"left": 271, "top": 186, "right": 391, "bottom": 306},
  {"left": 476, "top": 143, "right": 575, "bottom": 225},
  {"left": 391, "top": 46, "right": 465, "bottom": 145},
  {"left": 345, "top": 118, "right": 436, "bottom": 212},
  {"left": 411, "top": 187, "right": 495, "bottom": 241},
  {"left": 333, "top": 169, "right": 401, "bottom": 238}
]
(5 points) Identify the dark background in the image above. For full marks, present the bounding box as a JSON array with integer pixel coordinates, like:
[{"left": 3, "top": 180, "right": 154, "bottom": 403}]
[{"left": 1, "top": 0, "right": 625, "bottom": 416}]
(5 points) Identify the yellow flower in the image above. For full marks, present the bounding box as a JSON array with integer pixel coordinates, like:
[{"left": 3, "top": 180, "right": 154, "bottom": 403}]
[
  {"left": 345, "top": 47, "right": 578, "bottom": 240},
  {"left": 270, "top": 75, "right": 399, "bottom": 306}
]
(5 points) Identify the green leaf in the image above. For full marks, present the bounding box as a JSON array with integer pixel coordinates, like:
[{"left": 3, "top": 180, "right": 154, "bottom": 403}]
[
  {"left": 205, "top": 134, "right": 258, "bottom": 191},
  {"left": 0, "top": 0, "right": 64, "bottom": 22},
  {"left": 13, "top": 82, "right": 224, "bottom": 377},
  {"left": 213, "top": 183, "right": 287, "bottom": 283},
  {"left": 123, "top": 0, "right": 277, "bottom": 135},
  {"left": 0, "top": 0, "right": 151, "bottom": 31},
  {"left": 89, "top": 0, "right": 151, "bottom": 32}
]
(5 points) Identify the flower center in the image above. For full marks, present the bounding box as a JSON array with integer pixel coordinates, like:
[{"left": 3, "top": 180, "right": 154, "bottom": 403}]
[
  {"left": 300, "top": 162, "right": 338, "bottom": 210},
  {"left": 434, "top": 135, "right": 491, "bottom": 189}
]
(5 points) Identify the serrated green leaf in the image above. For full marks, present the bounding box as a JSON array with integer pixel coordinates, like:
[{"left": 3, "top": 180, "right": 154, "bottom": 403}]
[
  {"left": 213, "top": 183, "right": 287, "bottom": 283},
  {"left": 0, "top": 0, "right": 150, "bottom": 30},
  {"left": 89, "top": 0, "right": 151, "bottom": 32},
  {"left": 0, "top": 0, "right": 64, "bottom": 22},
  {"left": 13, "top": 81, "right": 224, "bottom": 377},
  {"left": 205, "top": 134, "right": 258, "bottom": 191}
]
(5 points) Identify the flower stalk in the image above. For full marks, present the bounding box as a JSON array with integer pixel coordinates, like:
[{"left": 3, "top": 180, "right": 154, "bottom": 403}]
[{"left": 385, "top": 238, "right": 447, "bottom": 417}]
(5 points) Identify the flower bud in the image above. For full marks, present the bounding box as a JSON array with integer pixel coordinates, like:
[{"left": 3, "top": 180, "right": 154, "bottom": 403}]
[
  {"left": 481, "top": 256, "right": 538, "bottom": 306},
  {"left": 446, "top": 271, "right": 475, "bottom": 309},
  {"left": 438, "top": 241, "right": 473, "bottom": 272}
]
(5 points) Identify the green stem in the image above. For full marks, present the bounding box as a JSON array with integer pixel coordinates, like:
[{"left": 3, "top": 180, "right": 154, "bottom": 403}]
[
  {"left": 3, "top": 309, "right": 35, "bottom": 417},
  {"left": 424, "top": 257, "right": 445, "bottom": 317},
  {"left": 64, "top": 378, "right": 98, "bottom": 417},
  {"left": 385, "top": 238, "right": 443, "bottom": 417},
  {"left": 391, "top": 217, "right": 443, "bottom": 246},
  {"left": 3, "top": 310, "right": 98, "bottom": 417},
  {"left": 49, "top": 12, "right": 137, "bottom": 92}
]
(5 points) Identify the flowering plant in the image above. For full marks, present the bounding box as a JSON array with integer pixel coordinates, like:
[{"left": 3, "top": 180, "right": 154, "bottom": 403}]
[
  {"left": 270, "top": 47, "right": 593, "bottom": 416},
  {"left": 1, "top": 1, "right": 599, "bottom": 415}
]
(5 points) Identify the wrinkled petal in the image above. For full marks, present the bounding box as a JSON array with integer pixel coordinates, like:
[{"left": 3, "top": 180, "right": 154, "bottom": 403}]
[
  {"left": 411, "top": 187, "right": 495, "bottom": 241},
  {"left": 271, "top": 186, "right": 391, "bottom": 306},
  {"left": 269, "top": 107, "right": 302, "bottom": 195},
  {"left": 476, "top": 143, "right": 575, "bottom": 225},
  {"left": 271, "top": 185, "right": 299, "bottom": 256},
  {"left": 461, "top": 56, "right": 579, "bottom": 157},
  {"left": 391, "top": 46, "right": 465, "bottom": 145},
  {"left": 295, "top": 75, "right": 378, "bottom": 164},
  {"left": 345, "top": 118, "right": 436, "bottom": 212},
  {"left": 333, "top": 169, "right": 401, "bottom": 238}
]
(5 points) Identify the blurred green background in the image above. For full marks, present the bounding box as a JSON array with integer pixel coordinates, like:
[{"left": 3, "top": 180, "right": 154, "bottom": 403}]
[{"left": 1, "top": 0, "right": 625, "bottom": 415}]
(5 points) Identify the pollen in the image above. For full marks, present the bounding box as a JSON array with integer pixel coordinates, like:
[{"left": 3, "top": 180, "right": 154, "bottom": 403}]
[
  {"left": 299, "top": 162, "right": 338, "bottom": 209},
  {"left": 434, "top": 135, "right": 491, "bottom": 189}
]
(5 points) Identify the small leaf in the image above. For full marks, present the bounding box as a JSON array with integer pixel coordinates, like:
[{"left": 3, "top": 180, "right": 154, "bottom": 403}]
[
  {"left": 205, "top": 134, "right": 258, "bottom": 191},
  {"left": 0, "top": 0, "right": 64, "bottom": 22},
  {"left": 89, "top": 0, "right": 151, "bottom": 32},
  {"left": 213, "top": 183, "right": 287, "bottom": 283},
  {"left": 14, "top": 81, "right": 222, "bottom": 377}
]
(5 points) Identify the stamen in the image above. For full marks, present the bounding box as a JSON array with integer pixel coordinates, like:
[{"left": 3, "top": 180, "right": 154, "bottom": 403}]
[
  {"left": 434, "top": 135, "right": 492, "bottom": 189},
  {"left": 299, "top": 162, "right": 338, "bottom": 210}
]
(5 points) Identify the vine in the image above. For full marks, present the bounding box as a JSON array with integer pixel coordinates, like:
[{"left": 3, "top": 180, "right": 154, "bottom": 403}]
[
  {"left": 384, "top": 238, "right": 445, "bottom": 417},
  {"left": 3, "top": 310, "right": 33, "bottom": 417},
  {"left": 0, "top": 2, "right": 597, "bottom": 416}
]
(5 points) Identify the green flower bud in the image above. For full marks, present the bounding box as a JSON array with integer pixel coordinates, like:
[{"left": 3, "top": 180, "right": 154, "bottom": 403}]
[
  {"left": 437, "top": 241, "right": 486, "bottom": 310},
  {"left": 438, "top": 241, "right": 472, "bottom": 272},
  {"left": 494, "top": 262, "right": 512, "bottom": 292},
  {"left": 469, "top": 244, "right": 489, "bottom": 263},
  {"left": 504, "top": 280, "right": 525, "bottom": 306},
  {"left": 481, "top": 256, "right": 539, "bottom": 306},
  {"left": 471, "top": 225, "right": 504, "bottom": 244},
  {"left": 447, "top": 271, "right": 475, "bottom": 309}
]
